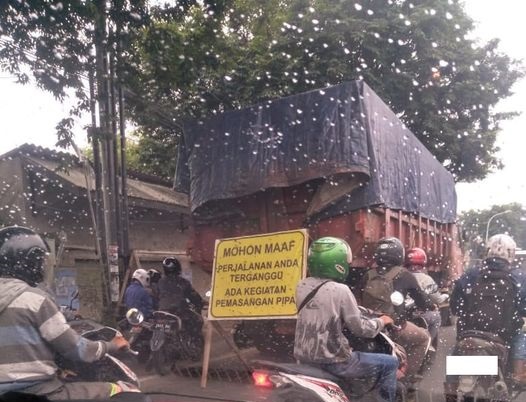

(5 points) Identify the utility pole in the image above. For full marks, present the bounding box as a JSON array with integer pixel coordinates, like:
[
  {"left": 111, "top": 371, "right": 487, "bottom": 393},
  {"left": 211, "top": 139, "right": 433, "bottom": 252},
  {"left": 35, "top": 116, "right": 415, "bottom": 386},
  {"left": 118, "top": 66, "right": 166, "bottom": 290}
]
[
  {"left": 93, "top": 0, "right": 119, "bottom": 318},
  {"left": 114, "top": 0, "right": 131, "bottom": 276}
]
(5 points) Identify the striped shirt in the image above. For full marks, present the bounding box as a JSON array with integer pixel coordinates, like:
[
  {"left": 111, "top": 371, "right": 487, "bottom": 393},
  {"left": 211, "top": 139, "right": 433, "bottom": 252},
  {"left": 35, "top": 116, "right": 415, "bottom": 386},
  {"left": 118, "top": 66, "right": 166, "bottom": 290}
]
[{"left": 0, "top": 278, "right": 113, "bottom": 392}]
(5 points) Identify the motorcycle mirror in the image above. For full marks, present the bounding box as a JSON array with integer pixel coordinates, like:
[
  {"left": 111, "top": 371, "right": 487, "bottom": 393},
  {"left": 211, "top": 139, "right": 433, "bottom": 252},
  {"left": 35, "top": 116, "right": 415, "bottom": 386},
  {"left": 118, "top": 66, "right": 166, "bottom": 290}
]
[
  {"left": 126, "top": 308, "right": 144, "bottom": 326},
  {"left": 390, "top": 291, "right": 405, "bottom": 306}
]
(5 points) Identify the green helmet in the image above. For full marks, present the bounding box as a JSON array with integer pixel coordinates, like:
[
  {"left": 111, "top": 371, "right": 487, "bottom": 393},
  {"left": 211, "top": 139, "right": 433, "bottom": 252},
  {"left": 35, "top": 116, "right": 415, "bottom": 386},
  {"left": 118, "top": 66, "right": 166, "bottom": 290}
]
[{"left": 307, "top": 237, "right": 352, "bottom": 282}]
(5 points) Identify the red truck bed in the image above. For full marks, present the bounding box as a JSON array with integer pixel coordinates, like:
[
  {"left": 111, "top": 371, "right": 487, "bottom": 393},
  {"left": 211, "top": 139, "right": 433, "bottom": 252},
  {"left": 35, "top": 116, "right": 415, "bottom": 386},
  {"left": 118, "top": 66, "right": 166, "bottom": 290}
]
[{"left": 187, "top": 182, "right": 463, "bottom": 284}]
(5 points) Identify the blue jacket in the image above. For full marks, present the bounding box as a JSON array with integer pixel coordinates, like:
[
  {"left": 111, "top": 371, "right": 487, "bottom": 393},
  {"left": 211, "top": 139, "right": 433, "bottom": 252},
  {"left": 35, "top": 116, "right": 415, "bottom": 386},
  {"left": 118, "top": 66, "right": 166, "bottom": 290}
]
[{"left": 124, "top": 281, "right": 153, "bottom": 318}]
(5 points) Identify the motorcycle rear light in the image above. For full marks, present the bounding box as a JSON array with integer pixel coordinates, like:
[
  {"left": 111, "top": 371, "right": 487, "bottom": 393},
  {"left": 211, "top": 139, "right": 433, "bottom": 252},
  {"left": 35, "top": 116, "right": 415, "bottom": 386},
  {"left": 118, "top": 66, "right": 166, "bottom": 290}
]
[
  {"left": 252, "top": 371, "right": 292, "bottom": 388},
  {"left": 252, "top": 371, "right": 274, "bottom": 388}
]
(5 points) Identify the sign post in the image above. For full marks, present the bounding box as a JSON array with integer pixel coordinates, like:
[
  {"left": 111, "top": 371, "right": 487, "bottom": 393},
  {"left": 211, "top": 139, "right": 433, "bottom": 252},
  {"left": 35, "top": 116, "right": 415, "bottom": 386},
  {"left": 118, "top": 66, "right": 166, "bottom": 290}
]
[{"left": 201, "top": 229, "right": 307, "bottom": 387}]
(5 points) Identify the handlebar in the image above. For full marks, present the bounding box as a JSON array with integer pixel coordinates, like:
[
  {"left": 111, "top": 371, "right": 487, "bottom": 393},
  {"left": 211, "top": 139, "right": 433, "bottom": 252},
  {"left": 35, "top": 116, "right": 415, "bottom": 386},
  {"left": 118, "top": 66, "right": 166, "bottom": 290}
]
[{"left": 358, "top": 306, "right": 403, "bottom": 330}]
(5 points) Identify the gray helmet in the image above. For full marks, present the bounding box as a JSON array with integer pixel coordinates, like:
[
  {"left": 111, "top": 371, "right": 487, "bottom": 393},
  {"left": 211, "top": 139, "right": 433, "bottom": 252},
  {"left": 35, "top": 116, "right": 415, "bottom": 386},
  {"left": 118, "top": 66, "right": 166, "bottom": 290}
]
[
  {"left": 0, "top": 226, "right": 50, "bottom": 287},
  {"left": 486, "top": 234, "right": 516, "bottom": 264}
]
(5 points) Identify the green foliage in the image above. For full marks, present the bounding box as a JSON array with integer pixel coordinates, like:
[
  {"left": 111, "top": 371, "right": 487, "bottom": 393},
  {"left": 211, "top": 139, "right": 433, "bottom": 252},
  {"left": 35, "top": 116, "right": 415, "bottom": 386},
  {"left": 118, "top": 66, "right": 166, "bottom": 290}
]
[
  {"left": 459, "top": 203, "right": 526, "bottom": 256},
  {"left": 82, "top": 132, "right": 176, "bottom": 180},
  {"left": 124, "top": 0, "right": 524, "bottom": 181},
  {"left": 127, "top": 132, "right": 177, "bottom": 180}
]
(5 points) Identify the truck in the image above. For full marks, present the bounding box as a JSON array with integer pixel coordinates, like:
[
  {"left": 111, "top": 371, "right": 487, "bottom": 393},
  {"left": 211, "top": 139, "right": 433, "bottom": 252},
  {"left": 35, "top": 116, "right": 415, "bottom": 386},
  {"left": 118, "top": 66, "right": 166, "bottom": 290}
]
[{"left": 175, "top": 80, "right": 463, "bottom": 353}]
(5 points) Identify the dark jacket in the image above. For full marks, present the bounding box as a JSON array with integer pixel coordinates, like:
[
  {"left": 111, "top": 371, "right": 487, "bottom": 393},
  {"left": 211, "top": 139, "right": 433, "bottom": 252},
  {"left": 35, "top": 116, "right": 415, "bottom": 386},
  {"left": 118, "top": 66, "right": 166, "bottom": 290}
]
[
  {"left": 360, "top": 266, "right": 434, "bottom": 313},
  {"left": 392, "top": 268, "right": 435, "bottom": 311},
  {"left": 158, "top": 275, "right": 203, "bottom": 314},
  {"left": 451, "top": 259, "right": 526, "bottom": 341},
  {"left": 124, "top": 281, "right": 153, "bottom": 318}
]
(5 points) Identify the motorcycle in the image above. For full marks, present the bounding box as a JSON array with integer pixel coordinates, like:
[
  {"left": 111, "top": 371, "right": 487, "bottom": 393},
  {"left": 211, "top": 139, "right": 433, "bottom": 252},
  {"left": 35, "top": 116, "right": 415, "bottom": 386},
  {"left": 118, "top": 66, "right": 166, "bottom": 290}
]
[
  {"left": 444, "top": 330, "right": 526, "bottom": 402},
  {"left": 402, "top": 294, "right": 437, "bottom": 354},
  {"left": 126, "top": 307, "right": 204, "bottom": 376},
  {"left": 56, "top": 318, "right": 149, "bottom": 401},
  {"left": 251, "top": 291, "right": 410, "bottom": 402},
  {"left": 390, "top": 291, "right": 436, "bottom": 385},
  {"left": 251, "top": 311, "right": 408, "bottom": 402}
]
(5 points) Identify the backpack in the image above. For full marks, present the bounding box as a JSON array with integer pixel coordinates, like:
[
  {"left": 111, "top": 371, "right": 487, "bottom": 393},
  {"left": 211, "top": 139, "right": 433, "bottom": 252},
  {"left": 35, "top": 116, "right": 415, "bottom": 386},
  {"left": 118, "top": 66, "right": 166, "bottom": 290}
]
[
  {"left": 361, "top": 266, "right": 404, "bottom": 315},
  {"left": 462, "top": 267, "right": 519, "bottom": 341}
]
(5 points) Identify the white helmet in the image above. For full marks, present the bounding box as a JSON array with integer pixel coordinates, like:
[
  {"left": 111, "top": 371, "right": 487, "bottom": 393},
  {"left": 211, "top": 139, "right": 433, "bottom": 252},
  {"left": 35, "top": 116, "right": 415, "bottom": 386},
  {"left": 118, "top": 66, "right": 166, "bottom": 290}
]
[
  {"left": 132, "top": 268, "right": 150, "bottom": 287},
  {"left": 486, "top": 234, "right": 516, "bottom": 264}
]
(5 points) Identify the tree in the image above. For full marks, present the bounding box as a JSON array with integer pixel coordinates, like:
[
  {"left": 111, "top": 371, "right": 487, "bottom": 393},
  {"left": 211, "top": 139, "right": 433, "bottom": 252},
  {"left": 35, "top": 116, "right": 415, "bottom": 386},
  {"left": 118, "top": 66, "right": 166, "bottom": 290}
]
[
  {"left": 124, "top": 0, "right": 523, "bottom": 182},
  {"left": 459, "top": 203, "right": 526, "bottom": 259},
  {"left": 2, "top": 1, "right": 523, "bottom": 182},
  {"left": 0, "top": 1, "right": 155, "bottom": 146},
  {"left": 82, "top": 132, "right": 175, "bottom": 180},
  {"left": 0, "top": 0, "right": 223, "bottom": 146}
]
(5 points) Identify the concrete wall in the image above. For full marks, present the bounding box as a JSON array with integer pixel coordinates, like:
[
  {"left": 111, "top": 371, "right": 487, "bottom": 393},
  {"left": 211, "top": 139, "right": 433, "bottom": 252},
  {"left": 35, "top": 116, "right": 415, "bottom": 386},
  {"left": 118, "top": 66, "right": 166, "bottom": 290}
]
[
  {"left": 0, "top": 158, "right": 29, "bottom": 225},
  {"left": 128, "top": 209, "right": 189, "bottom": 252}
]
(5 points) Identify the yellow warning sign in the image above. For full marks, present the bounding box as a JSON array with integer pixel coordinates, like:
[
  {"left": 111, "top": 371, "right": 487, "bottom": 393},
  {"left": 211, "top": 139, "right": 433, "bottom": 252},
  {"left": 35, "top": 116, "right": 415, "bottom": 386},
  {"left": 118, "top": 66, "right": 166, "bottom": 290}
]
[{"left": 209, "top": 229, "right": 308, "bottom": 320}]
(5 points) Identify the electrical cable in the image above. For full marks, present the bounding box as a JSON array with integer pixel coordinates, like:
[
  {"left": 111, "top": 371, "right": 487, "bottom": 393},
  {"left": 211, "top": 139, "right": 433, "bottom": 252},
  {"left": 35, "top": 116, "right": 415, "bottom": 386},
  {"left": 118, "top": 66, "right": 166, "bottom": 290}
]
[{"left": 0, "top": 37, "right": 182, "bottom": 130}]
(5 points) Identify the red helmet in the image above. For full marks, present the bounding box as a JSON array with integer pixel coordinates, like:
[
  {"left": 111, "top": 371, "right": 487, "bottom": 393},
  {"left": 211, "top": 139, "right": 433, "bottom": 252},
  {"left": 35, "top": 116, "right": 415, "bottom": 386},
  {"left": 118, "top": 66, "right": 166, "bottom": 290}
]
[{"left": 406, "top": 247, "right": 427, "bottom": 271}]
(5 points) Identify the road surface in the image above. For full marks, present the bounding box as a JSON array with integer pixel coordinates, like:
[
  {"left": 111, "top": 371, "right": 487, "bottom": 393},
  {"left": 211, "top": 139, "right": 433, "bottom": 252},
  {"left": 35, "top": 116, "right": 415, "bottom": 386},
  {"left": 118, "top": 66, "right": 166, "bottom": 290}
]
[{"left": 131, "top": 325, "right": 526, "bottom": 402}]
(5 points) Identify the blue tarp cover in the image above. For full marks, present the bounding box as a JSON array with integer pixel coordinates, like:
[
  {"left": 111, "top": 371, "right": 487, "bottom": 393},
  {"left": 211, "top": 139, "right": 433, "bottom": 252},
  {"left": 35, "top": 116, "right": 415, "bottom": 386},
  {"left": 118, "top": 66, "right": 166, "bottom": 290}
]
[{"left": 175, "top": 80, "right": 457, "bottom": 222}]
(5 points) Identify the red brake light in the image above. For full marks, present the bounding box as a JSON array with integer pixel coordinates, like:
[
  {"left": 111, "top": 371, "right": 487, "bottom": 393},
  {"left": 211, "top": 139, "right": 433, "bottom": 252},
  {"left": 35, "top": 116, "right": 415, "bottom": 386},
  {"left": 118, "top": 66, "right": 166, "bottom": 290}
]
[{"left": 252, "top": 371, "right": 273, "bottom": 388}]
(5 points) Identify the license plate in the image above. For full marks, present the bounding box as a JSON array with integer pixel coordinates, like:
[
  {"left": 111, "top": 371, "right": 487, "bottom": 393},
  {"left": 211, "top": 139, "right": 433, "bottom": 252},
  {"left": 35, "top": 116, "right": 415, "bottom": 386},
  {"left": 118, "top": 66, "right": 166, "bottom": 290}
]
[{"left": 155, "top": 322, "right": 170, "bottom": 330}]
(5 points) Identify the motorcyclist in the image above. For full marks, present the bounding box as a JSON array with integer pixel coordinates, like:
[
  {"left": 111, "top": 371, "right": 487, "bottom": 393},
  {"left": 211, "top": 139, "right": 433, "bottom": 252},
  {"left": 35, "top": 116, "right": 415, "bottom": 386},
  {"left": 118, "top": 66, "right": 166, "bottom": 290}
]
[
  {"left": 450, "top": 233, "right": 526, "bottom": 383},
  {"left": 361, "top": 237, "right": 434, "bottom": 384},
  {"left": 147, "top": 268, "right": 161, "bottom": 310},
  {"left": 294, "top": 237, "right": 398, "bottom": 402},
  {"left": 124, "top": 268, "right": 154, "bottom": 319},
  {"left": 0, "top": 226, "right": 130, "bottom": 400},
  {"left": 157, "top": 257, "right": 204, "bottom": 339},
  {"left": 405, "top": 247, "right": 447, "bottom": 342}
]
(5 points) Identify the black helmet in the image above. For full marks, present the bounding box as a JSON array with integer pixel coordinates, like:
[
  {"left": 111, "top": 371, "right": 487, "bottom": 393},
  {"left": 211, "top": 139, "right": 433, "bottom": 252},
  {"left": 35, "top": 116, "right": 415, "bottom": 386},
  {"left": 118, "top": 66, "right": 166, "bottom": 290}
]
[
  {"left": 374, "top": 237, "right": 404, "bottom": 268},
  {"left": 0, "top": 226, "right": 50, "bottom": 287},
  {"left": 162, "top": 257, "right": 181, "bottom": 276},
  {"left": 148, "top": 268, "right": 162, "bottom": 283}
]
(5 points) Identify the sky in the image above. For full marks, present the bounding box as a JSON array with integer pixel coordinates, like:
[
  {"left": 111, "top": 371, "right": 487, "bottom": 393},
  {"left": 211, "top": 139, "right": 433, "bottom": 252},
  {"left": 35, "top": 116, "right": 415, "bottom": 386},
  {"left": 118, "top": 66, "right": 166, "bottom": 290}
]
[
  {"left": 455, "top": 0, "right": 526, "bottom": 212},
  {"left": 0, "top": 1, "right": 524, "bottom": 213}
]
